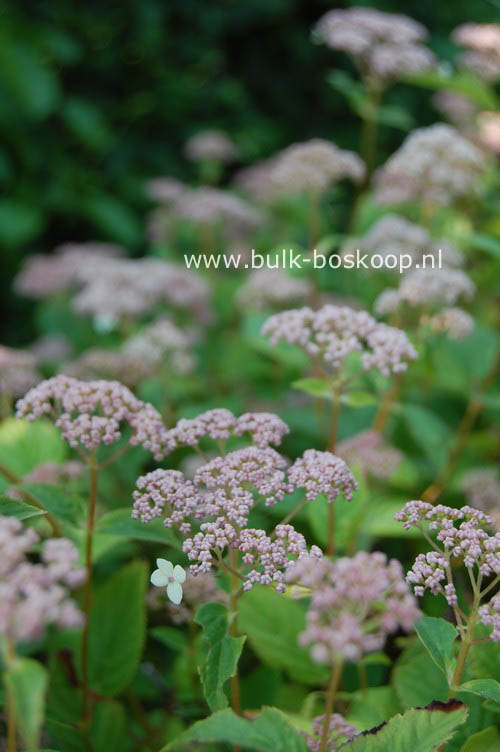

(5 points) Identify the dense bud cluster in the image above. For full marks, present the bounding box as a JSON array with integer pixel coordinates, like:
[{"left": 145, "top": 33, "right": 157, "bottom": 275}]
[
  {"left": 184, "top": 130, "right": 238, "bottom": 162},
  {"left": 262, "top": 304, "right": 417, "bottom": 378},
  {"left": 374, "top": 124, "right": 488, "bottom": 206},
  {"left": 287, "top": 551, "right": 419, "bottom": 662},
  {"left": 236, "top": 269, "right": 313, "bottom": 311},
  {"left": 336, "top": 430, "right": 402, "bottom": 480},
  {"left": 270, "top": 139, "right": 365, "bottom": 194},
  {"left": 16, "top": 375, "right": 170, "bottom": 459},
  {"left": 396, "top": 500, "right": 500, "bottom": 638},
  {"left": 315, "top": 8, "right": 434, "bottom": 81},
  {"left": 452, "top": 24, "right": 500, "bottom": 81},
  {"left": 0, "top": 516, "right": 85, "bottom": 643}
]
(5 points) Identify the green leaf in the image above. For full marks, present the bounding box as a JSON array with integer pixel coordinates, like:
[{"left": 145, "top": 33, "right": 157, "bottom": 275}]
[
  {"left": 0, "top": 496, "right": 47, "bottom": 520},
  {"left": 84, "top": 195, "right": 142, "bottom": 247},
  {"left": 0, "top": 201, "right": 45, "bottom": 246},
  {"left": 459, "top": 679, "right": 500, "bottom": 706},
  {"left": 19, "top": 484, "right": 85, "bottom": 525},
  {"left": 195, "top": 603, "right": 246, "bottom": 712},
  {"left": 63, "top": 98, "right": 112, "bottom": 152},
  {"left": 465, "top": 233, "right": 500, "bottom": 259},
  {"left": 4, "top": 657, "right": 48, "bottom": 748},
  {"left": 344, "top": 701, "right": 468, "bottom": 752},
  {"left": 404, "top": 70, "right": 498, "bottom": 110},
  {"left": 150, "top": 626, "right": 188, "bottom": 652},
  {"left": 163, "top": 706, "right": 308, "bottom": 752},
  {"left": 460, "top": 726, "right": 500, "bottom": 751},
  {"left": 292, "top": 378, "right": 332, "bottom": 399},
  {"left": 96, "top": 508, "right": 180, "bottom": 547},
  {"left": 347, "top": 686, "right": 402, "bottom": 731},
  {"left": 0, "top": 418, "right": 66, "bottom": 488},
  {"left": 341, "top": 391, "right": 377, "bottom": 407},
  {"left": 415, "top": 617, "right": 458, "bottom": 684},
  {"left": 88, "top": 700, "right": 128, "bottom": 752},
  {"left": 393, "top": 642, "right": 449, "bottom": 708},
  {"left": 88, "top": 561, "right": 147, "bottom": 695},
  {"left": 238, "top": 588, "right": 328, "bottom": 685}
]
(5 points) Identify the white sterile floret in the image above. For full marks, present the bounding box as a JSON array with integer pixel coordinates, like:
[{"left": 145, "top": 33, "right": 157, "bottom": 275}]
[{"left": 150, "top": 559, "right": 186, "bottom": 605}]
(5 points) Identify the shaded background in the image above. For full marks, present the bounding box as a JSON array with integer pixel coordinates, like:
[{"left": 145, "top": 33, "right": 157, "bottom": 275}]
[{"left": 1, "top": 0, "right": 498, "bottom": 343}]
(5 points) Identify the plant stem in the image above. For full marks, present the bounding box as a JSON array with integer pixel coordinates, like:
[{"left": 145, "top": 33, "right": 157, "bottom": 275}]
[
  {"left": 0, "top": 463, "right": 62, "bottom": 536},
  {"left": 228, "top": 547, "right": 241, "bottom": 717},
  {"left": 360, "top": 85, "right": 382, "bottom": 180},
  {"left": 328, "top": 394, "right": 340, "bottom": 452},
  {"left": 326, "top": 503, "right": 336, "bottom": 558},
  {"left": 5, "top": 638, "right": 16, "bottom": 752},
  {"left": 449, "top": 602, "right": 479, "bottom": 698},
  {"left": 81, "top": 463, "right": 99, "bottom": 726},
  {"left": 276, "top": 494, "right": 309, "bottom": 529},
  {"left": 319, "top": 658, "right": 344, "bottom": 752},
  {"left": 373, "top": 373, "right": 404, "bottom": 434},
  {"left": 308, "top": 190, "right": 322, "bottom": 251}
]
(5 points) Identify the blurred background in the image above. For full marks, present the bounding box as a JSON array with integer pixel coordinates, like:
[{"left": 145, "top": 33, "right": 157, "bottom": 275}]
[{"left": 2, "top": 0, "right": 498, "bottom": 345}]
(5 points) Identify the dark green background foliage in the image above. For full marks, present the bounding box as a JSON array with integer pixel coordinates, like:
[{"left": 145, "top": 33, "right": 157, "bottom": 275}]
[{"left": 1, "top": 0, "right": 498, "bottom": 343}]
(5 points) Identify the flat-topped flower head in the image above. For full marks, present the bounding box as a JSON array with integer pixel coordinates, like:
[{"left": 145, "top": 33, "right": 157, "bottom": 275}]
[
  {"left": 0, "top": 516, "right": 85, "bottom": 644},
  {"left": 72, "top": 257, "right": 212, "bottom": 324},
  {"left": 288, "top": 450, "right": 357, "bottom": 504},
  {"left": 64, "top": 348, "right": 153, "bottom": 388},
  {"left": 341, "top": 215, "right": 464, "bottom": 271},
  {"left": 314, "top": 8, "right": 434, "bottom": 82},
  {"left": 151, "top": 559, "right": 186, "bottom": 604},
  {"left": 16, "top": 375, "right": 170, "bottom": 460},
  {"left": 185, "top": 130, "right": 238, "bottom": 163},
  {"left": 336, "top": 430, "right": 402, "bottom": 480},
  {"left": 169, "top": 187, "right": 262, "bottom": 229},
  {"left": 270, "top": 139, "right": 365, "bottom": 194},
  {"left": 236, "top": 268, "right": 313, "bottom": 311},
  {"left": 425, "top": 307, "right": 474, "bottom": 340},
  {"left": 145, "top": 177, "right": 186, "bottom": 203},
  {"left": 374, "top": 124, "right": 488, "bottom": 206},
  {"left": 396, "top": 500, "right": 500, "bottom": 639},
  {"left": 262, "top": 304, "right": 417, "bottom": 378},
  {"left": 399, "top": 268, "right": 475, "bottom": 307},
  {"left": 287, "top": 551, "right": 419, "bottom": 662},
  {"left": 452, "top": 24, "right": 500, "bottom": 81}
]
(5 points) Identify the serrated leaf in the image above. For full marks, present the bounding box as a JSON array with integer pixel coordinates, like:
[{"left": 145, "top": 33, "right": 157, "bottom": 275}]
[
  {"left": 87, "top": 561, "right": 147, "bottom": 695},
  {"left": 415, "top": 617, "right": 458, "bottom": 684},
  {"left": 393, "top": 642, "right": 449, "bottom": 708},
  {"left": 459, "top": 679, "right": 500, "bottom": 705},
  {"left": 238, "top": 588, "right": 328, "bottom": 685},
  {"left": 4, "top": 657, "right": 48, "bottom": 748},
  {"left": 292, "top": 378, "right": 333, "bottom": 399},
  {"left": 345, "top": 701, "right": 468, "bottom": 752},
  {"left": 163, "top": 706, "right": 308, "bottom": 752},
  {"left": 0, "top": 496, "right": 47, "bottom": 519},
  {"left": 195, "top": 603, "right": 246, "bottom": 712}
]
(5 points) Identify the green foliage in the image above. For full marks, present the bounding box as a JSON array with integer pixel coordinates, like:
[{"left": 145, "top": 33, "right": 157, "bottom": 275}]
[
  {"left": 415, "top": 616, "right": 458, "bottom": 684},
  {"left": 0, "top": 419, "right": 66, "bottom": 488},
  {"left": 87, "top": 561, "right": 147, "bottom": 696},
  {"left": 0, "top": 496, "right": 47, "bottom": 519},
  {"left": 162, "top": 706, "right": 308, "bottom": 752},
  {"left": 4, "top": 657, "right": 48, "bottom": 748},
  {"left": 345, "top": 701, "right": 468, "bottom": 752},
  {"left": 459, "top": 680, "right": 500, "bottom": 706},
  {"left": 460, "top": 726, "right": 500, "bottom": 752},
  {"left": 195, "top": 603, "right": 246, "bottom": 712},
  {"left": 238, "top": 588, "right": 329, "bottom": 685}
]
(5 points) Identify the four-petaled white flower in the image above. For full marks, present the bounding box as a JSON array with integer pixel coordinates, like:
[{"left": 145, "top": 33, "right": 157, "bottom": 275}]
[{"left": 150, "top": 559, "right": 186, "bottom": 604}]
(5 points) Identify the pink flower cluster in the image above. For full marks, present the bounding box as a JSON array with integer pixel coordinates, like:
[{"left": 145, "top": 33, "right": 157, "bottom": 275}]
[
  {"left": 302, "top": 714, "right": 359, "bottom": 752},
  {"left": 288, "top": 449, "right": 357, "bottom": 504},
  {"left": 262, "top": 304, "right": 417, "bottom": 378},
  {"left": 167, "top": 408, "right": 290, "bottom": 450},
  {"left": 396, "top": 500, "right": 500, "bottom": 639},
  {"left": 314, "top": 7, "right": 435, "bottom": 81},
  {"left": 0, "top": 516, "right": 85, "bottom": 643},
  {"left": 336, "top": 430, "right": 402, "bottom": 480},
  {"left": 287, "top": 551, "right": 419, "bottom": 662},
  {"left": 16, "top": 375, "right": 170, "bottom": 459},
  {"left": 0, "top": 345, "right": 41, "bottom": 398}
]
